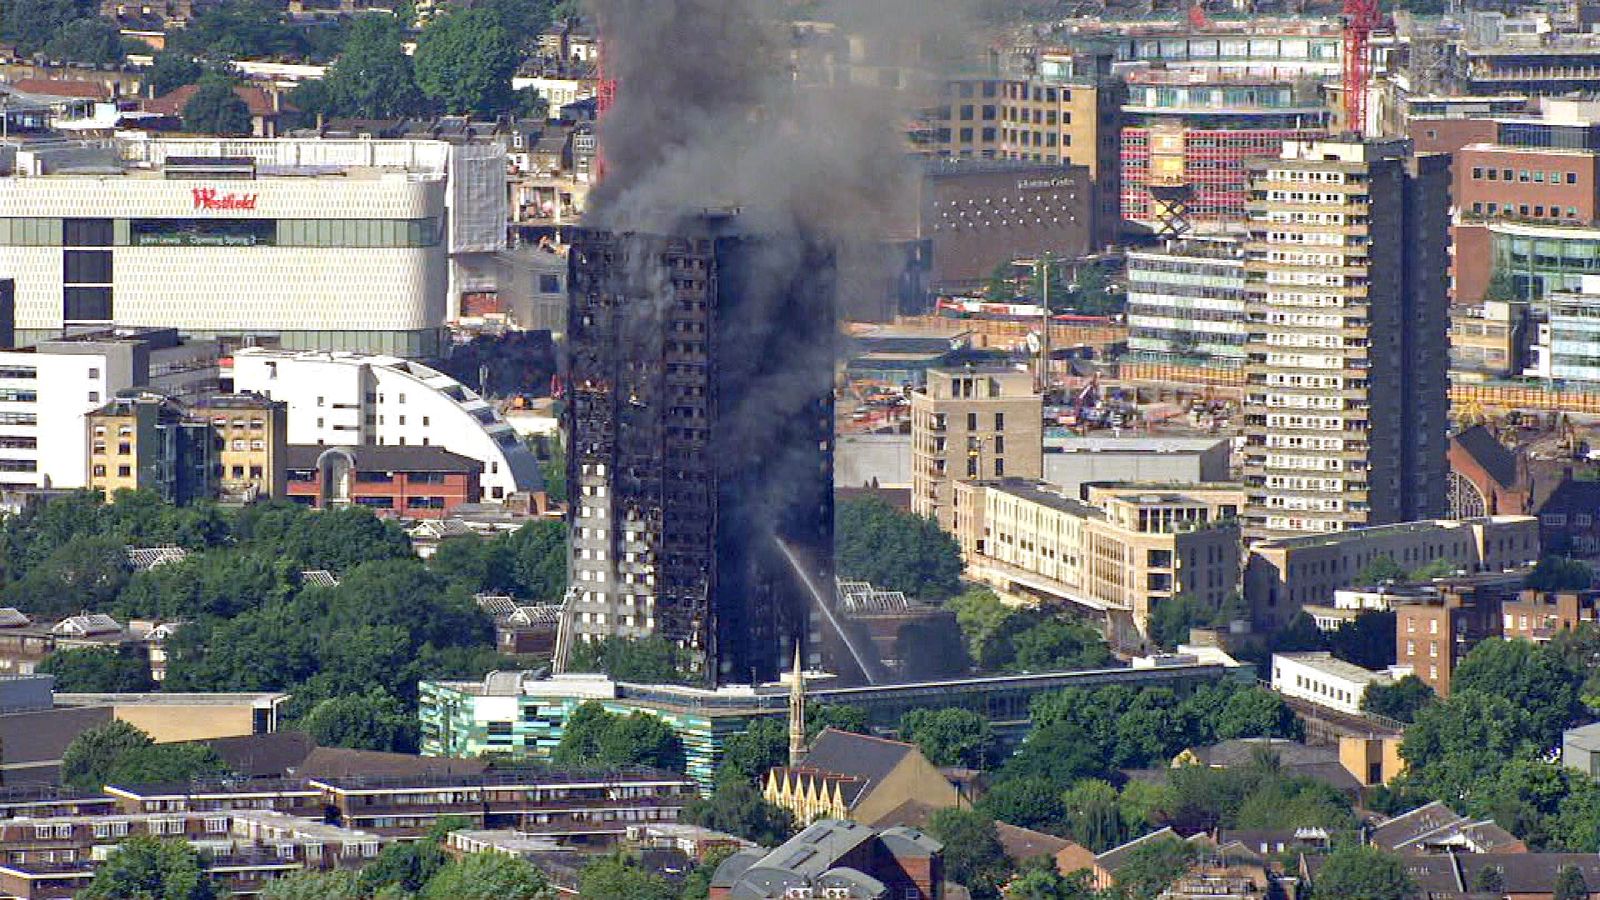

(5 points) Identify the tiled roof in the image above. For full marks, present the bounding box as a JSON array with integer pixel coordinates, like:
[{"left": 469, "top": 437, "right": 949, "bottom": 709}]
[
  {"left": 11, "top": 79, "right": 113, "bottom": 100},
  {"left": 284, "top": 444, "right": 482, "bottom": 474},
  {"left": 798, "top": 728, "right": 915, "bottom": 789},
  {"left": 51, "top": 614, "right": 122, "bottom": 637},
  {"left": 1453, "top": 425, "right": 1520, "bottom": 489},
  {"left": 144, "top": 84, "right": 287, "bottom": 117}
]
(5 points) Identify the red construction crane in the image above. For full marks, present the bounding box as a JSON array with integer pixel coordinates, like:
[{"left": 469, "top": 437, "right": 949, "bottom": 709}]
[
  {"left": 1343, "top": 0, "right": 1381, "bottom": 137},
  {"left": 1188, "top": 0, "right": 1211, "bottom": 31},
  {"left": 594, "top": 35, "right": 616, "bottom": 181}
]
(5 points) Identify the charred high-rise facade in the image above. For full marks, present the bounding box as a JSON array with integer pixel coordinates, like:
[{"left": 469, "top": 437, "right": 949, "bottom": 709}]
[{"left": 563, "top": 213, "right": 837, "bottom": 686}]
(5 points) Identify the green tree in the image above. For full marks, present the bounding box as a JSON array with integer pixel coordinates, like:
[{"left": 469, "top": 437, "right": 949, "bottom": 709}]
[
  {"left": 984, "top": 260, "right": 1018, "bottom": 302},
  {"left": 1527, "top": 556, "right": 1595, "bottom": 592},
  {"left": 2, "top": 534, "right": 132, "bottom": 616},
  {"left": 1398, "top": 690, "right": 1535, "bottom": 807},
  {"left": 539, "top": 448, "right": 567, "bottom": 505},
  {"left": 167, "top": 0, "right": 306, "bottom": 60},
  {"left": 43, "top": 17, "right": 126, "bottom": 65},
  {"left": 1214, "top": 688, "right": 1300, "bottom": 741},
  {"left": 1011, "top": 616, "right": 1112, "bottom": 671},
  {"left": 429, "top": 535, "right": 515, "bottom": 594},
  {"left": 576, "top": 854, "right": 675, "bottom": 900},
  {"left": 414, "top": 7, "right": 520, "bottom": 115},
  {"left": 684, "top": 778, "right": 795, "bottom": 846},
  {"left": 1268, "top": 612, "right": 1328, "bottom": 654},
  {"left": 62, "top": 720, "right": 154, "bottom": 790},
  {"left": 299, "top": 690, "right": 416, "bottom": 752},
  {"left": 681, "top": 846, "right": 739, "bottom": 900},
  {"left": 38, "top": 645, "right": 155, "bottom": 692},
  {"left": 1410, "top": 558, "right": 1458, "bottom": 581},
  {"left": 503, "top": 519, "right": 567, "bottom": 602},
  {"left": 1311, "top": 845, "right": 1414, "bottom": 900},
  {"left": 565, "top": 636, "right": 693, "bottom": 684},
  {"left": 420, "top": 851, "right": 552, "bottom": 900},
  {"left": 551, "top": 701, "right": 683, "bottom": 771},
  {"left": 893, "top": 616, "right": 970, "bottom": 679},
  {"left": 148, "top": 51, "right": 205, "bottom": 96},
  {"left": 1, "top": 0, "right": 92, "bottom": 55},
  {"left": 359, "top": 841, "right": 448, "bottom": 897},
  {"left": 182, "top": 73, "right": 252, "bottom": 136},
  {"left": 1329, "top": 610, "right": 1398, "bottom": 670},
  {"left": 1484, "top": 268, "right": 1519, "bottom": 303},
  {"left": 1062, "top": 779, "right": 1127, "bottom": 852},
  {"left": 900, "top": 708, "right": 991, "bottom": 768},
  {"left": 260, "top": 870, "right": 362, "bottom": 900},
  {"left": 807, "top": 704, "right": 869, "bottom": 740},
  {"left": 835, "top": 497, "right": 963, "bottom": 600},
  {"left": 927, "top": 807, "right": 1011, "bottom": 899},
  {"left": 719, "top": 717, "right": 787, "bottom": 783},
  {"left": 1149, "top": 596, "right": 1204, "bottom": 650},
  {"left": 947, "top": 588, "right": 1017, "bottom": 666},
  {"left": 1007, "top": 867, "right": 1096, "bottom": 899},
  {"left": 105, "top": 743, "right": 228, "bottom": 786},
  {"left": 320, "top": 15, "right": 422, "bottom": 118},
  {"left": 978, "top": 775, "right": 1066, "bottom": 831},
  {"left": 82, "top": 835, "right": 215, "bottom": 900},
  {"left": 1453, "top": 638, "right": 1579, "bottom": 748},
  {"left": 1558, "top": 865, "right": 1590, "bottom": 900},
  {"left": 1362, "top": 675, "right": 1435, "bottom": 723},
  {"left": 1113, "top": 836, "right": 1196, "bottom": 900},
  {"left": 1470, "top": 864, "right": 1505, "bottom": 893},
  {"left": 1357, "top": 555, "right": 1407, "bottom": 585}
]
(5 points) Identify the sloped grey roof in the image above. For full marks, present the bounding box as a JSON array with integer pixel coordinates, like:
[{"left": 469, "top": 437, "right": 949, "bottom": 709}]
[{"left": 799, "top": 728, "right": 914, "bottom": 788}]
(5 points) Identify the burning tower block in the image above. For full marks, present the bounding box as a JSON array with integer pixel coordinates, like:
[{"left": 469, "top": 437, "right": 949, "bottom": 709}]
[{"left": 564, "top": 212, "right": 846, "bottom": 686}]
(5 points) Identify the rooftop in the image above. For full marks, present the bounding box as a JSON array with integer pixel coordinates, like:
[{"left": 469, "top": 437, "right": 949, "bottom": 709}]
[
  {"left": 1274, "top": 651, "right": 1392, "bottom": 685},
  {"left": 1043, "top": 434, "right": 1230, "bottom": 453},
  {"left": 284, "top": 444, "right": 483, "bottom": 474}
]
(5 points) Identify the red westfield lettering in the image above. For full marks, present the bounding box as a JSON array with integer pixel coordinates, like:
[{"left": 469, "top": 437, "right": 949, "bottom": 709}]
[{"left": 191, "top": 188, "right": 259, "bottom": 211}]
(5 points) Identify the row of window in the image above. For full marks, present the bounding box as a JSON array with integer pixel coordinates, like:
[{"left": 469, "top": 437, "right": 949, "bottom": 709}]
[
  {"left": 0, "top": 217, "right": 442, "bottom": 248},
  {"left": 1468, "top": 166, "right": 1580, "bottom": 185}
]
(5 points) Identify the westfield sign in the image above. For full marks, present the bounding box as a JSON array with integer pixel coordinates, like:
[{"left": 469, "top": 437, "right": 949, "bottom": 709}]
[{"left": 191, "top": 188, "right": 259, "bottom": 211}]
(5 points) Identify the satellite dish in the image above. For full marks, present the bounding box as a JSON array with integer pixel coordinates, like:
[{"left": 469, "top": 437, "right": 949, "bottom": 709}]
[{"left": 1026, "top": 331, "right": 1042, "bottom": 355}]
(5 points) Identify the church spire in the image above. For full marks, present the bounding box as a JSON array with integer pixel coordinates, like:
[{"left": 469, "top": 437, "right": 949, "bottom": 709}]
[{"left": 788, "top": 642, "right": 807, "bottom": 767}]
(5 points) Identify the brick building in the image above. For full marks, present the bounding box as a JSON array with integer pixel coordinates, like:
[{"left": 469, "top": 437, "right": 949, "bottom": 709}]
[
  {"left": 284, "top": 445, "right": 481, "bottom": 519},
  {"left": 1393, "top": 579, "right": 1520, "bottom": 696}
]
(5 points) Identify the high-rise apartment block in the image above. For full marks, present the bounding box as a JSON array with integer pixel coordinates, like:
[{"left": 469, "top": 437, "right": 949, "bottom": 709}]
[
  {"left": 1242, "top": 138, "right": 1450, "bottom": 539},
  {"left": 910, "top": 367, "right": 1042, "bottom": 531},
  {"left": 564, "top": 216, "right": 835, "bottom": 684}
]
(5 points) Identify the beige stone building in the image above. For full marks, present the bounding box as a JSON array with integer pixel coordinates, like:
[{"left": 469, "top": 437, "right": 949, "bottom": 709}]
[
  {"left": 85, "top": 392, "right": 212, "bottom": 504},
  {"left": 911, "top": 367, "right": 1042, "bottom": 531},
  {"left": 953, "top": 478, "right": 1244, "bottom": 645},
  {"left": 762, "top": 728, "right": 959, "bottom": 827},
  {"left": 1243, "top": 515, "right": 1539, "bottom": 630},
  {"left": 191, "top": 393, "right": 288, "bottom": 502}
]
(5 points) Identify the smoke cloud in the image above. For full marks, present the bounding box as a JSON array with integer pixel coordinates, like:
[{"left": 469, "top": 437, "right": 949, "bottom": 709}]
[{"left": 586, "top": 0, "right": 978, "bottom": 240}]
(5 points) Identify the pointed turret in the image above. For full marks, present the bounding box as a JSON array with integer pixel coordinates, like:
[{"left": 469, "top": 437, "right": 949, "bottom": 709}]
[{"left": 788, "top": 642, "right": 807, "bottom": 767}]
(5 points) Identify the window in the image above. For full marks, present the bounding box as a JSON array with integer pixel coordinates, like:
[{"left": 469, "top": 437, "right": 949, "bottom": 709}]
[
  {"left": 91, "top": 465, "right": 105, "bottom": 477},
  {"left": 1569, "top": 172, "right": 1579, "bottom": 184},
  {"left": 87, "top": 392, "right": 98, "bottom": 403},
  {"left": 117, "top": 466, "right": 130, "bottom": 477},
  {"left": 994, "top": 412, "right": 1005, "bottom": 431}
]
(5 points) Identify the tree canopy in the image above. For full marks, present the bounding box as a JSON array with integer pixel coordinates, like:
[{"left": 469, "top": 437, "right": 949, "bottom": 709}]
[
  {"left": 313, "top": 16, "right": 422, "bottom": 119},
  {"left": 38, "top": 645, "right": 155, "bottom": 692},
  {"left": 1361, "top": 674, "right": 1435, "bottom": 723},
  {"left": 1310, "top": 845, "right": 1414, "bottom": 900},
  {"left": 900, "top": 707, "right": 992, "bottom": 768},
  {"left": 551, "top": 701, "right": 684, "bottom": 771},
  {"left": 62, "top": 720, "right": 154, "bottom": 790},
  {"left": 1527, "top": 556, "right": 1596, "bottom": 592},
  {"left": 182, "top": 74, "right": 252, "bottom": 137},
  {"left": 835, "top": 497, "right": 963, "bottom": 600},
  {"left": 927, "top": 807, "right": 1011, "bottom": 899},
  {"left": 414, "top": 7, "right": 521, "bottom": 116},
  {"left": 82, "top": 835, "right": 215, "bottom": 900}
]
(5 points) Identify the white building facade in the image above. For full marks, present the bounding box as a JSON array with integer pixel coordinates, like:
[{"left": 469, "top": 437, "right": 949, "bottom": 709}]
[
  {"left": 0, "top": 137, "right": 510, "bottom": 357},
  {"left": 1270, "top": 651, "right": 1399, "bottom": 716},
  {"left": 231, "top": 348, "right": 541, "bottom": 501}
]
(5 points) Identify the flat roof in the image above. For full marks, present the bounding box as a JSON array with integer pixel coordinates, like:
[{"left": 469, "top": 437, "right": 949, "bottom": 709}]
[
  {"left": 1045, "top": 435, "right": 1229, "bottom": 453},
  {"left": 1274, "top": 651, "right": 1390, "bottom": 685},
  {"left": 54, "top": 691, "right": 287, "bottom": 707},
  {"left": 985, "top": 478, "right": 1102, "bottom": 517}
]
